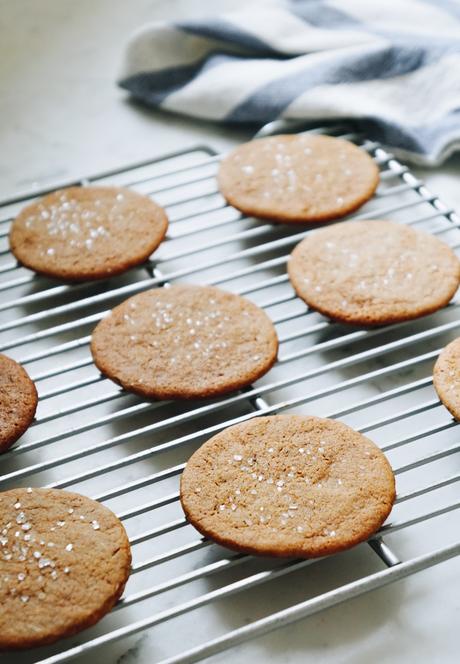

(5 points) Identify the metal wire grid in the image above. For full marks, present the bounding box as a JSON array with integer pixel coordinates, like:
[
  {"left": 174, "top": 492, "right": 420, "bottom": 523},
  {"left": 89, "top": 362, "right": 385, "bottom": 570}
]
[{"left": 0, "top": 125, "right": 459, "bottom": 664}]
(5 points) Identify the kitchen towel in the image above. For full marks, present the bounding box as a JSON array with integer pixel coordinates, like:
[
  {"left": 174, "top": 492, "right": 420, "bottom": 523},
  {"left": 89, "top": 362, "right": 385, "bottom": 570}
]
[{"left": 118, "top": 0, "right": 460, "bottom": 165}]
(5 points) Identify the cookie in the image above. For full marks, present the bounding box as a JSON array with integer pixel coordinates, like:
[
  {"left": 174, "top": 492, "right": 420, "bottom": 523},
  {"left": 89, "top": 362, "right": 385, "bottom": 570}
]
[
  {"left": 9, "top": 186, "right": 168, "bottom": 281},
  {"left": 288, "top": 220, "right": 460, "bottom": 326},
  {"left": 180, "top": 415, "right": 395, "bottom": 558},
  {"left": 433, "top": 337, "right": 460, "bottom": 420},
  {"left": 0, "top": 354, "right": 38, "bottom": 453},
  {"left": 217, "top": 134, "right": 379, "bottom": 224},
  {"left": 91, "top": 284, "right": 278, "bottom": 400},
  {"left": 0, "top": 487, "right": 131, "bottom": 649}
]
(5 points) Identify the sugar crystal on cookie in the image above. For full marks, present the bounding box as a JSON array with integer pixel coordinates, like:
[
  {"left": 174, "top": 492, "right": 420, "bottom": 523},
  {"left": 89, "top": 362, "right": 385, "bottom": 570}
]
[{"left": 181, "top": 415, "right": 395, "bottom": 558}]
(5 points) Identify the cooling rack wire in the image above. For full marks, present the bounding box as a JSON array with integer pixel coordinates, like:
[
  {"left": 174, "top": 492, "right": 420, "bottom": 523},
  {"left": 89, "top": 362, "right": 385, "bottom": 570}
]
[{"left": 0, "top": 124, "right": 459, "bottom": 663}]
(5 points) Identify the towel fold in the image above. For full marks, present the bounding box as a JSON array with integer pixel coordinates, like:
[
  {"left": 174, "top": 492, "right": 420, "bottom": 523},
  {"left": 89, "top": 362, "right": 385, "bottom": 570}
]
[{"left": 119, "top": 0, "right": 460, "bottom": 165}]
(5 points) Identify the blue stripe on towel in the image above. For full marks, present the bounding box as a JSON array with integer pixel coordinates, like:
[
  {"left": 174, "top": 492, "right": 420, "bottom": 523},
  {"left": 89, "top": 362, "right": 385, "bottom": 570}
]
[
  {"left": 119, "top": 52, "right": 246, "bottom": 105},
  {"left": 118, "top": 2, "right": 460, "bottom": 164},
  {"left": 227, "top": 44, "right": 434, "bottom": 124},
  {"left": 358, "top": 109, "right": 460, "bottom": 159},
  {"left": 177, "top": 18, "right": 283, "bottom": 56},
  {"left": 290, "top": 0, "right": 362, "bottom": 28}
]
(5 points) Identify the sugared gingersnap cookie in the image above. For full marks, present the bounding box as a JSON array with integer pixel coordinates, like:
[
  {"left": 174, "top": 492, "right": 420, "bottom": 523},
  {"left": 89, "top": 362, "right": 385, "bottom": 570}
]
[
  {"left": 433, "top": 337, "right": 460, "bottom": 420},
  {"left": 0, "top": 487, "right": 131, "bottom": 650},
  {"left": 0, "top": 354, "right": 38, "bottom": 453},
  {"left": 217, "top": 134, "right": 379, "bottom": 223},
  {"left": 288, "top": 220, "right": 460, "bottom": 326},
  {"left": 91, "top": 284, "right": 278, "bottom": 400},
  {"left": 9, "top": 186, "right": 168, "bottom": 281},
  {"left": 181, "top": 415, "right": 395, "bottom": 558}
]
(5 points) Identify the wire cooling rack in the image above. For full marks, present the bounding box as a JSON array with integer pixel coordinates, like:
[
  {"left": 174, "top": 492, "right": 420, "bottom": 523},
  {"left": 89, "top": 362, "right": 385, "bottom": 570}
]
[{"left": 1, "top": 125, "right": 459, "bottom": 664}]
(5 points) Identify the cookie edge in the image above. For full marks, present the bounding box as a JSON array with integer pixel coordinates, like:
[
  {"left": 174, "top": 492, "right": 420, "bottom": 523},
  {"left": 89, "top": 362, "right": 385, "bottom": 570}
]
[
  {"left": 0, "top": 355, "right": 38, "bottom": 453},
  {"left": 180, "top": 415, "right": 396, "bottom": 558},
  {"left": 288, "top": 221, "right": 460, "bottom": 326},
  {"left": 90, "top": 285, "right": 279, "bottom": 400},
  {"left": 433, "top": 338, "right": 460, "bottom": 421},
  {"left": 0, "top": 487, "right": 132, "bottom": 650},
  {"left": 9, "top": 186, "right": 169, "bottom": 282},
  {"left": 217, "top": 135, "right": 380, "bottom": 224}
]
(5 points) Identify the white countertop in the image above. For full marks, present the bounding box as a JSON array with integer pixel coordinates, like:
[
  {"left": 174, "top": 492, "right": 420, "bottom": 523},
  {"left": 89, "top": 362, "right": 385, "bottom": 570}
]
[{"left": 1, "top": 2, "right": 459, "bottom": 663}]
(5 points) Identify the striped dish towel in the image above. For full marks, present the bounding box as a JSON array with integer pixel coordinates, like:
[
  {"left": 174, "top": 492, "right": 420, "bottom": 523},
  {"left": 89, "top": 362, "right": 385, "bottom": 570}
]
[{"left": 118, "top": 0, "right": 460, "bottom": 166}]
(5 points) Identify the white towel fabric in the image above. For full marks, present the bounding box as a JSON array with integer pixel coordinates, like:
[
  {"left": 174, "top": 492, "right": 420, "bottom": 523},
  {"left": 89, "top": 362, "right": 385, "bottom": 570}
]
[{"left": 119, "top": 0, "right": 460, "bottom": 165}]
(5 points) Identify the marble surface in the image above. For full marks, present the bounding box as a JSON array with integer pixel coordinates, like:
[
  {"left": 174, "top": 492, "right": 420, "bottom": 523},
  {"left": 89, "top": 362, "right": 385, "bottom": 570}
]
[{"left": 1, "top": 2, "right": 459, "bottom": 664}]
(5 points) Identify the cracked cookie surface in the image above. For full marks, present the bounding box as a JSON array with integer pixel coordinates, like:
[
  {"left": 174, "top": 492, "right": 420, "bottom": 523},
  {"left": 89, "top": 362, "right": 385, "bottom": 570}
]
[
  {"left": 91, "top": 284, "right": 278, "bottom": 400},
  {"left": 10, "top": 186, "right": 168, "bottom": 281},
  {"left": 433, "top": 337, "right": 460, "bottom": 420},
  {"left": 180, "top": 415, "right": 395, "bottom": 558},
  {"left": 0, "top": 487, "right": 131, "bottom": 649},
  {"left": 0, "top": 354, "right": 37, "bottom": 453},
  {"left": 217, "top": 134, "right": 379, "bottom": 223},
  {"left": 288, "top": 220, "right": 460, "bottom": 326}
]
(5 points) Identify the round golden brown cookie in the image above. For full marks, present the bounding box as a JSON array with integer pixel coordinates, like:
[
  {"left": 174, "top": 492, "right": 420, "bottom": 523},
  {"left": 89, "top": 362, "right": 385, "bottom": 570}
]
[
  {"left": 0, "top": 354, "right": 38, "bottom": 453},
  {"left": 91, "top": 284, "right": 278, "bottom": 400},
  {"left": 180, "top": 415, "right": 395, "bottom": 558},
  {"left": 217, "top": 134, "right": 379, "bottom": 223},
  {"left": 9, "top": 186, "right": 168, "bottom": 281},
  {"left": 433, "top": 337, "right": 460, "bottom": 420},
  {"left": 0, "top": 487, "right": 131, "bottom": 650},
  {"left": 288, "top": 220, "right": 460, "bottom": 326}
]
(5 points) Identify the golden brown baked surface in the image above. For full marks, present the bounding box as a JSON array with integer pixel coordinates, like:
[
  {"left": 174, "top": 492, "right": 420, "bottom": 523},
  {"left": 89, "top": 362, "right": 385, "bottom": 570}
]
[
  {"left": 91, "top": 284, "right": 278, "bottom": 400},
  {"left": 0, "top": 487, "right": 131, "bottom": 650},
  {"left": 0, "top": 354, "right": 38, "bottom": 453},
  {"left": 433, "top": 337, "right": 460, "bottom": 420},
  {"left": 9, "top": 186, "right": 168, "bottom": 281},
  {"left": 181, "top": 415, "right": 395, "bottom": 558},
  {"left": 217, "top": 134, "right": 379, "bottom": 223},
  {"left": 288, "top": 220, "right": 460, "bottom": 326}
]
